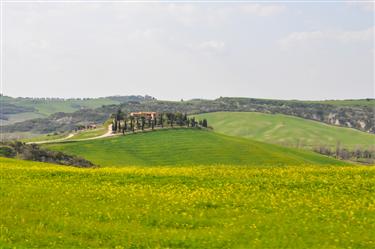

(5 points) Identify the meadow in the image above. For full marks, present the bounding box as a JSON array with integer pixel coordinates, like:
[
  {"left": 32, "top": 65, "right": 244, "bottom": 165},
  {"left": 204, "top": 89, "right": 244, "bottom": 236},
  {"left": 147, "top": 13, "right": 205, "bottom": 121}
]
[
  {"left": 21, "top": 132, "right": 70, "bottom": 143},
  {"left": 195, "top": 112, "right": 375, "bottom": 150},
  {"left": 44, "top": 129, "right": 346, "bottom": 167},
  {"left": 68, "top": 127, "right": 108, "bottom": 140},
  {"left": 0, "top": 157, "right": 374, "bottom": 248}
]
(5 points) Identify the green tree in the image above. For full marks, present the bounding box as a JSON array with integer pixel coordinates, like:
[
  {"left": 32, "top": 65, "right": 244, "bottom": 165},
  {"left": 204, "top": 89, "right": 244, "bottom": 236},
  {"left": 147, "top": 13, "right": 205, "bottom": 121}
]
[
  {"left": 159, "top": 113, "right": 164, "bottom": 128},
  {"left": 130, "top": 116, "right": 135, "bottom": 132},
  {"left": 202, "top": 119, "right": 208, "bottom": 128},
  {"left": 141, "top": 117, "right": 145, "bottom": 131}
]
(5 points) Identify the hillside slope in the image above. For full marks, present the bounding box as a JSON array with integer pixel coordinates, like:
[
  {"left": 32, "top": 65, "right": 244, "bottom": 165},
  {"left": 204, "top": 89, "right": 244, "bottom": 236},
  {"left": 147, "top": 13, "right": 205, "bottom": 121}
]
[
  {"left": 44, "top": 129, "right": 347, "bottom": 166},
  {"left": 195, "top": 112, "right": 375, "bottom": 150},
  {"left": 0, "top": 95, "right": 152, "bottom": 126}
]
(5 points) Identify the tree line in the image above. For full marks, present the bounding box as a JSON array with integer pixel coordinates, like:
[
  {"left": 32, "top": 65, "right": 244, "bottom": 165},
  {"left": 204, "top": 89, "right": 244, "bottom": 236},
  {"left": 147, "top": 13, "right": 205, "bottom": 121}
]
[
  {"left": 313, "top": 143, "right": 374, "bottom": 164},
  {"left": 111, "top": 110, "right": 208, "bottom": 134}
]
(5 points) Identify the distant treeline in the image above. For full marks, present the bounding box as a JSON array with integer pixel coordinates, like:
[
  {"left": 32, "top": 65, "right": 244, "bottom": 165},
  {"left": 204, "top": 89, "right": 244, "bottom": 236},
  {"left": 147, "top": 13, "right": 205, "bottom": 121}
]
[{"left": 313, "top": 145, "right": 374, "bottom": 165}]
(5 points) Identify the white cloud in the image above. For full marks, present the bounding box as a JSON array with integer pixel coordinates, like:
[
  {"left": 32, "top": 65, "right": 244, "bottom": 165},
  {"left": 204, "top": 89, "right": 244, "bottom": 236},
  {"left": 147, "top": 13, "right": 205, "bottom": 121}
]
[
  {"left": 199, "top": 40, "right": 225, "bottom": 50},
  {"left": 127, "top": 28, "right": 164, "bottom": 41},
  {"left": 240, "top": 4, "right": 286, "bottom": 17},
  {"left": 164, "top": 4, "right": 286, "bottom": 27},
  {"left": 279, "top": 27, "right": 375, "bottom": 47},
  {"left": 347, "top": 1, "right": 375, "bottom": 12},
  {"left": 187, "top": 40, "right": 225, "bottom": 54}
]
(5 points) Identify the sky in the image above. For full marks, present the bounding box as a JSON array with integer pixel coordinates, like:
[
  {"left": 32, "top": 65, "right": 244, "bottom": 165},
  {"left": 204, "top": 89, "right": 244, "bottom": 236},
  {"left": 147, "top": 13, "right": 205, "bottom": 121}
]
[{"left": 0, "top": 0, "right": 374, "bottom": 101}]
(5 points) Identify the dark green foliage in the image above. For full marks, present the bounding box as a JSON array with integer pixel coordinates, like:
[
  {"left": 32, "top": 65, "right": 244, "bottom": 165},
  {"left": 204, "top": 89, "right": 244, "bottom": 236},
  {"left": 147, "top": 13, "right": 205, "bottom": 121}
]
[
  {"left": 0, "top": 145, "right": 16, "bottom": 157},
  {"left": 111, "top": 112, "right": 207, "bottom": 134},
  {"left": 202, "top": 119, "right": 208, "bottom": 128},
  {"left": 141, "top": 117, "right": 145, "bottom": 131}
]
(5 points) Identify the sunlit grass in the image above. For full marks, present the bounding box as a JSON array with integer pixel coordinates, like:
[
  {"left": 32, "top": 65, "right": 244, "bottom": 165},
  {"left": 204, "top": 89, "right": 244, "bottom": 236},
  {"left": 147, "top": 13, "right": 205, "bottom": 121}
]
[{"left": 44, "top": 129, "right": 347, "bottom": 167}]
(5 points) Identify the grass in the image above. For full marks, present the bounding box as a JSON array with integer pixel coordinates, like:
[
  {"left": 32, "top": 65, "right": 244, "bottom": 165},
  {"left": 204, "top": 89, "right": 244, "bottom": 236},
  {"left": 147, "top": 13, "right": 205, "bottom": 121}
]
[
  {"left": 194, "top": 112, "right": 375, "bottom": 150},
  {"left": 21, "top": 132, "right": 70, "bottom": 143},
  {"left": 44, "top": 129, "right": 347, "bottom": 167},
  {"left": 68, "top": 128, "right": 107, "bottom": 140},
  {"left": 0, "top": 157, "right": 374, "bottom": 248}
]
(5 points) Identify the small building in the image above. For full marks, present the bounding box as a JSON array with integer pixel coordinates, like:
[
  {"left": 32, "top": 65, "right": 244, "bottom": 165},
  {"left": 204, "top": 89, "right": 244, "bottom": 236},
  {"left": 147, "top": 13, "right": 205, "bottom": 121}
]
[{"left": 130, "top": 112, "right": 157, "bottom": 120}]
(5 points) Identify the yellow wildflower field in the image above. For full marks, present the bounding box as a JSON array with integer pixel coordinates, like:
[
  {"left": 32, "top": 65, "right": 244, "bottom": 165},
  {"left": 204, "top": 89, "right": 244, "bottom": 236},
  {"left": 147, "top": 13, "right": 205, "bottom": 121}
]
[{"left": 0, "top": 157, "right": 374, "bottom": 248}]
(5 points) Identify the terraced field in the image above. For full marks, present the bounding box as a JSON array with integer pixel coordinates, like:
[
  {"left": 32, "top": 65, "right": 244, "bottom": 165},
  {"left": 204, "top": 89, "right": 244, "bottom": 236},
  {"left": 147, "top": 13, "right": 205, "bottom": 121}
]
[
  {"left": 44, "top": 129, "right": 347, "bottom": 167},
  {"left": 0, "top": 157, "right": 373, "bottom": 248},
  {"left": 194, "top": 112, "right": 375, "bottom": 149}
]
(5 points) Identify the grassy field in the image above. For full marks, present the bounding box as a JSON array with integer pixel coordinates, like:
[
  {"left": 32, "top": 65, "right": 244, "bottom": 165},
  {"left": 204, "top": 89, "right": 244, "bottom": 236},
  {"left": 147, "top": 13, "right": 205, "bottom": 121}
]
[
  {"left": 67, "top": 127, "right": 107, "bottom": 140},
  {"left": 21, "top": 132, "right": 70, "bottom": 143},
  {"left": 0, "top": 157, "right": 373, "bottom": 248},
  {"left": 44, "top": 129, "right": 347, "bottom": 167},
  {"left": 194, "top": 112, "right": 375, "bottom": 150}
]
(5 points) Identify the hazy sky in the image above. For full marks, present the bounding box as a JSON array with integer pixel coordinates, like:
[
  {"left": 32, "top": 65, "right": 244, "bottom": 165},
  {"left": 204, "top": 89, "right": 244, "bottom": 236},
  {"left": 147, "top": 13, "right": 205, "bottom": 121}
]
[{"left": 1, "top": 1, "right": 374, "bottom": 100}]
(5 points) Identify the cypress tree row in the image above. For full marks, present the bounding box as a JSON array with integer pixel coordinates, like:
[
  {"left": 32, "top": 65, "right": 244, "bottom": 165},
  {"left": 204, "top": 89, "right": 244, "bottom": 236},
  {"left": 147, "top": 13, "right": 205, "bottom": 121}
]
[{"left": 110, "top": 112, "right": 208, "bottom": 134}]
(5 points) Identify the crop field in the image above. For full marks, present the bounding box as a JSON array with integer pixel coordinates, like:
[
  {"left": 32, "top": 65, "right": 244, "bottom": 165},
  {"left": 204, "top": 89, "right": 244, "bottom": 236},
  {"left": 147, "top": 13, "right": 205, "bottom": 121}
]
[
  {"left": 44, "top": 129, "right": 346, "bottom": 167},
  {"left": 0, "top": 157, "right": 374, "bottom": 248},
  {"left": 195, "top": 112, "right": 375, "bottom": 150}
]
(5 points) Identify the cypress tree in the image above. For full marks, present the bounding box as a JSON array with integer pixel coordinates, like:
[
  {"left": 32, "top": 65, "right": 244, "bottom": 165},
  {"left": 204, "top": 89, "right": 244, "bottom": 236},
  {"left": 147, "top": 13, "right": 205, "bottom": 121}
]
[
  {"left": 141, "top": 117, "right": 145, "bottom": 131},
  {"left": 160, "top": 113, "right": 164, "bottom": 128},
  {"left": 202, "top": 119, "right": 208, "bottom": 128}
]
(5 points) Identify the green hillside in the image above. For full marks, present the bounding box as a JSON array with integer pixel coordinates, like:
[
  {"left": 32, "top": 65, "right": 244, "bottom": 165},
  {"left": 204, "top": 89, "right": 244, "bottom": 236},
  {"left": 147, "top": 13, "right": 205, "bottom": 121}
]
[
  {"left": 0, "top": 157, "right": 373, "bottom": 248},
  {"left": 44, "top": 129, "right": 347, "bottom": 167},
  {"left": 194, "top": 112, "right": 375, "bottom": 150},
  {"left": 1, "top": 96, "right": 120, "bottom": 116}
]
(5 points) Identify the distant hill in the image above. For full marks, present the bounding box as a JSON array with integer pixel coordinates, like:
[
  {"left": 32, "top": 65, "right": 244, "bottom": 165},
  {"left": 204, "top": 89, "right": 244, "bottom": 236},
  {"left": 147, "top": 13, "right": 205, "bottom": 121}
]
[
  {"left": 44, "top": 129, "right": 348, "bottom": 167},
  {"left": 0, "top": 95, "right": 154, "bottom": 125},
  {"left": 194, "top": 112, "right": 375, "bottom": 150},
  {"left": 2, "top": 96, "right": 374, "bottom": 138},
  {"left": 302, "top": 99, "right": 375, "bottom": 108}
]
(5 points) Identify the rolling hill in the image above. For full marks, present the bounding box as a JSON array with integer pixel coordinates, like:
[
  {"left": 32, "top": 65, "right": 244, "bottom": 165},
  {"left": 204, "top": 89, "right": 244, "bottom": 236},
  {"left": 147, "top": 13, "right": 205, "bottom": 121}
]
[
  {"left": 194, "top": 112, "right": 375, "bottom": 150},
  {"left": 2, "top": 96, "right": 374, "bottom": 139},
  {"left": 44, "top": 129, "right": 347, "bottom": 167},
  {"left": 0, "top": 95, "right": 152, "bottom": 126}
]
